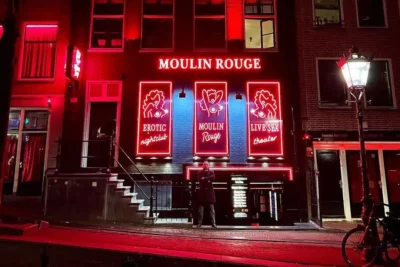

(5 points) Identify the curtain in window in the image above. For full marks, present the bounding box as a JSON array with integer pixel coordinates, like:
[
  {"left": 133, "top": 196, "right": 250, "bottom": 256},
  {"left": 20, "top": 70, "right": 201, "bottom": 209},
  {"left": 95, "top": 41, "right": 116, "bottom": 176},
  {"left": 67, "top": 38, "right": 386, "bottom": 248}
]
[
  {"left": 21, "top": 135, "right": 46, "bottom": 182},
  {"left": 22, "top": 26, "right": 57, "bottom": 79},
  {"left": 1, "top": 136, "right": 17, "bottom": 182}
]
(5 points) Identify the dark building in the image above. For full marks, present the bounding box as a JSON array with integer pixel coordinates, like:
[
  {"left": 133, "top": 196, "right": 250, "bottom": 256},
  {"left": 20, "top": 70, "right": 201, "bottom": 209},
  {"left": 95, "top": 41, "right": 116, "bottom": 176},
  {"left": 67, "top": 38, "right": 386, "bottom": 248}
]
[
  {"left": 296, "top": 0, "right": 400, "bottom": 223},
  {"left": 1, "top": 0, "right": 304, "bottom": 226}
]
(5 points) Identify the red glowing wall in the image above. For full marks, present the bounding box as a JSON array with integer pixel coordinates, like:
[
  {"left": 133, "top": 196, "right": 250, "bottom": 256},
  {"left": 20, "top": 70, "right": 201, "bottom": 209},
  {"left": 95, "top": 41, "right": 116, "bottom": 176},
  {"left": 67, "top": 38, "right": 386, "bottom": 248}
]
[
  {"left": 194, "top": 81, "right": 229, "bottom": 156},
  {"left": 136, "top": 82, "right": 172, "bottom": 156},
  {"left": 247, "top": 82, "right": 283, "bottom": 156}
]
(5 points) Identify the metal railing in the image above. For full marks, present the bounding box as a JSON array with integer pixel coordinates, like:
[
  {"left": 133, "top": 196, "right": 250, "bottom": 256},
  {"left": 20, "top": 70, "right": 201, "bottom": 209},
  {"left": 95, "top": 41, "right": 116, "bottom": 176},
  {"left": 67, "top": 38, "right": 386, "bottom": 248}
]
[{"left": 54, "top": 137, "right": 191, "bottom": 222}]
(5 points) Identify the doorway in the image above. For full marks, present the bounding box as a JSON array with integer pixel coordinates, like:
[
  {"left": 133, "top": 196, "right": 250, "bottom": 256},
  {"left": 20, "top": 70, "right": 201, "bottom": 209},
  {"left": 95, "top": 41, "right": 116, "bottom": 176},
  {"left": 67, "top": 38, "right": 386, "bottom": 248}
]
[
  {"left": 384, "top": 151, "right": 400, "bottom": 214},
  {"left": 316, "top": 150, "right": 345, "bottom": 218},
  {"left": 86, "top": 102, "right": 117, "bottom": 168},
  {"left": 1, "top": 109, "right": 49, "bottom": 196},
  {"left": 346, "top": 150, "right": 384, "bottom": 218}
]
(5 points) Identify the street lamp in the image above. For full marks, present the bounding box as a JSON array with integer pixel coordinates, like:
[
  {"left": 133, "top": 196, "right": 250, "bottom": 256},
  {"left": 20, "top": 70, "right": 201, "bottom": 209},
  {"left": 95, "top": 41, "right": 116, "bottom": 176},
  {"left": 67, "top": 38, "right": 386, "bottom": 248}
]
[{"left": 337, "top": 47, "right": 373, "bottom": 226}]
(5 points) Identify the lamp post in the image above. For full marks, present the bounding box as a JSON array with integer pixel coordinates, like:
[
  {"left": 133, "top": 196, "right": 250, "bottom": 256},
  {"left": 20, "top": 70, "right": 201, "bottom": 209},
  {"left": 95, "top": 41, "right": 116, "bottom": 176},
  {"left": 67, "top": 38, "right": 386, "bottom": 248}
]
[{"left": 337, "top": 47, "right": 373, "bottom": 226}]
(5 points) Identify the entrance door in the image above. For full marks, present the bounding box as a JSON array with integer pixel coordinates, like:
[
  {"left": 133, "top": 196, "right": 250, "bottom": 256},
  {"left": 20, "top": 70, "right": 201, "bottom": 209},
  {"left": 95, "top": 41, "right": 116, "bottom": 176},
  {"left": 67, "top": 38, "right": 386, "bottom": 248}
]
[
  {"left": 17, "top": 133, "right": 47, "bottom": 196},
  {"left": 347, "top": 150, "right": 384, "bottom": 218},
  {"left": 384, "top": 151, "right": 400, "bottom": 214},
  {"left": 316, "top": 150, "right": 345, "bottom": 218},
  {"left": 307, "top": 156, "right": 321, "bottom": 226},
  {"left": 1, "top": 135, "right": 18, "bottom": 195},
  {"left": 87, "top": 102, "right": 117, "bottom": 168}
]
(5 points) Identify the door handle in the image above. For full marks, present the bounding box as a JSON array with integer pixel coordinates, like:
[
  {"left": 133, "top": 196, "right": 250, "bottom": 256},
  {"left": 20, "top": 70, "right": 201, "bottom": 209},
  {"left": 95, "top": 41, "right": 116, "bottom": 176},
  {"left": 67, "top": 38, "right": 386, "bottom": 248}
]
[
  {"left": 339, "top": 180, "right": 343, "bottom": 188},
  {"left": 19, "top": 161, "right": 23, "bottom": 169}
]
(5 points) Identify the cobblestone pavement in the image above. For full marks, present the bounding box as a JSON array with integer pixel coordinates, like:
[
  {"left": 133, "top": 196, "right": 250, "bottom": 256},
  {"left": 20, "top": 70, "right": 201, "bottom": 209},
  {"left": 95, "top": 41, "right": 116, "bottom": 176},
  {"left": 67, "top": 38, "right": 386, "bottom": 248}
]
[
  {"left": 1, "top": 226, "right": 349, "bottom": 266},
  {"left": 76, "top": 224, "right": 347, "bottom": 245}
]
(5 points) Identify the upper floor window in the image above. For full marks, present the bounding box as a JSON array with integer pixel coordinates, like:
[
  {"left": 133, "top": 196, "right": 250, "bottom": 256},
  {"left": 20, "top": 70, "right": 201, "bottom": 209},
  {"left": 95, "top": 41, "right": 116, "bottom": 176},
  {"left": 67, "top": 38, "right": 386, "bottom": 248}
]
[
  {"left": 317, "top": 59, "right": 349, "bottom": 107},
  {"left": 90, "top": 0, "right": 125, "bottom": 50},
  {"left": 141, "top": 0, "right": 174, "bottom": 50},
  {"left": 194, "top": 0, "right": 226, "bottom": 50},
  {"left": 357, "top": 0, "right": 386, "bottom": 27},
  {"left": 20, "top": 24, "right": 58, "bottom": 80},
  {"left": 314, "top": 0, "right": 343, "bottom": 26},
  {"left": 317, "top": 59, "right": 395, "bottom": 108},
  {"left": 244, "top": 0, "right": 276, "bottom": 50}
]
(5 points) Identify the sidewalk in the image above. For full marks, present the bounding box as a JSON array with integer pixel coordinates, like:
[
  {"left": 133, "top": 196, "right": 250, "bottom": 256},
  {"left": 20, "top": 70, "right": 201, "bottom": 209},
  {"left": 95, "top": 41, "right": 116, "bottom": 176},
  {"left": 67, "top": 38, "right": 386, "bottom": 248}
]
[{"left": 0, "top": 225, "right": 348, "bottom": 267}]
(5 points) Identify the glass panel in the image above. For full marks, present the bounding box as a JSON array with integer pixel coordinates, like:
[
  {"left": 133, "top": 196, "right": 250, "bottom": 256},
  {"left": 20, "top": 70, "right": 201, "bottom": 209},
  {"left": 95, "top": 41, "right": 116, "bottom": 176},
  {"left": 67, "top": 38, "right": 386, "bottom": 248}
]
[
  {"left": 317, "top": 59, "right": 348, "bottom": 106},
  {"left": 143, "top": 0, "right": 173, "bottom": 15},
  {"left": 20, "top": 134, "right": 47, "bottom": 184},
  {"left": 195, "top": 0, "right": 225, "bottom": 16},
  {"left": 244, "top": 0, "right": 274, "bottom": 15},
  {"left": 384, "top": 151, "right": 400, "bottom": 206},
  {"left": 94, "top": 0, "right": 124, "bottom": 15},
  {"left": 245, "top": 19, "right": 275, "bottom": 49},
  {"left": 91, "top": 18, "right": 123, "bottom": 48},
  {"left": 0, "top": 25, "right": 3, "bottom": 40},
  {"left": 1, "top": 135, "right": 18, "bottom": 183},
  {"left": 142, "top": 18, "right": 173, "bottom": 49},
  {"left": 365, "top": 61, "right": 393, "bottom": 107},
  {"left": 357, "top": 0, "right": 385, "bottom": 27},
  {"left": 314, "top": 0, "right": 342, "bottom": 25},
  {"left": 23, "top": 111, "right": 49, "bottom": 130},
  {"left": 195, "top": 18, "right": 225, "bottom": 49},
  {"left": 8, "top": 111, "right": 21, "bottom": 132}
]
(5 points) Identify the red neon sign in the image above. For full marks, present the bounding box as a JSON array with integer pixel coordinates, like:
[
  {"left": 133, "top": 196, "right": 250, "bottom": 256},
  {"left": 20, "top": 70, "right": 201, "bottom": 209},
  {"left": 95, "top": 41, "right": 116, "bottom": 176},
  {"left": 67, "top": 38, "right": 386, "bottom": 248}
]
[
  {"left": 158, "top": 58, "right": 261, "bottom": 70},
  {"left": 194, "top": 81, "right": 229, "bottom": 156},
  {"left": 136, "top": 81, "right": 172, "bottom": 156},
  {"left": 65, "top": 46, "right": 82, "bottom": 81},
  {"left": 185, "top": 166, "right": 293, "bottom": 181},
  {"left": 71, "top": 48, "right": 82, "bottom": 79},
  {"left": 0, "top": 26, "right": 3, "bottom": 40},
  {"left": 247, "top": 82, "right": 283, "bottom": 156}
]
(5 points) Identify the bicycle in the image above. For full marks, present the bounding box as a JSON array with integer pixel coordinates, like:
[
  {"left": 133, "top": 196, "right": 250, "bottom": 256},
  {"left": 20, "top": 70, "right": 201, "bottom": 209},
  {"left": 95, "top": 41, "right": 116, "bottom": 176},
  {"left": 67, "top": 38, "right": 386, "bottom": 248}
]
[{"left": 342, "top": 198, "right": 400, "bottom": 267}]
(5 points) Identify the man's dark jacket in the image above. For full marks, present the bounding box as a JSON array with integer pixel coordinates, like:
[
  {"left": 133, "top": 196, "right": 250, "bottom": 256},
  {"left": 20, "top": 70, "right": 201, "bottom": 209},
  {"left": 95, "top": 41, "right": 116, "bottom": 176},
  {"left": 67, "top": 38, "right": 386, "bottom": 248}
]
[{"left": 197, "top": 169, "right": 216, "bottom": 204}]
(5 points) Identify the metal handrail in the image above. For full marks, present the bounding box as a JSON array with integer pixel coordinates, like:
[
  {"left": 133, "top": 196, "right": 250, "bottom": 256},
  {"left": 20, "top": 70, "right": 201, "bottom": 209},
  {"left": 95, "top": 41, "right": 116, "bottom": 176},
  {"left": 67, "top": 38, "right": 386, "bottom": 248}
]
[{"left": 113, "top": 140, "right": 150, "bottom": 182}]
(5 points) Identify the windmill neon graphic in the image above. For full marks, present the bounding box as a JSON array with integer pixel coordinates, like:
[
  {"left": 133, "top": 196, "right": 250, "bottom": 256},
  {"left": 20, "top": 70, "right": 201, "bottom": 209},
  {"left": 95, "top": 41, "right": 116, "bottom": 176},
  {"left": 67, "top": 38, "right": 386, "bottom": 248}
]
[{"left": 200, "top": 89, "right": 224, "bottom": 117}]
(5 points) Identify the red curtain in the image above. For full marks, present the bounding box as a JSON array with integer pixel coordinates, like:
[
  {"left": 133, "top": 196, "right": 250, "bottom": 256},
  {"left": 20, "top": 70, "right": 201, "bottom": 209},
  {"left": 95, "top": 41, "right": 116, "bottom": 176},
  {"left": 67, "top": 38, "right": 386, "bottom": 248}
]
[
  {"left": 21, "top": 135, "right": 46, "bottom": 182},
  {"left": 1, "top": 136, "right": 17, "bottom": 182},
  {"left": 22, "top": 25, "right": 57, "bottom": 78}
]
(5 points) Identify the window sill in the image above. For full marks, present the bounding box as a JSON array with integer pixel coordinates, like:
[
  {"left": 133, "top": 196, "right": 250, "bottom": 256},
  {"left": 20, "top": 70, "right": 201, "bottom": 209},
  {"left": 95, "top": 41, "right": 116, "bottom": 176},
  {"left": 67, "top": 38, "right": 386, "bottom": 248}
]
[
  {"left": 139, "top": 48, "right": 174, "bottom": 53},
  {"left": 193, "top": 48, "right": 227, "bottom": 53},
  {"left": 365, "top": 106, "right": 397, "bottom": 111},
  {"left": 318, "top": 105, "right": 351, "bottom": 110},
  {"left": 87, "top": 48, "right": 124, "bottom": 53},
  {"left": 357, "top": 25, "right": 388, "bottom": 29},
  {"left": 313, "top": 21, "right": 345, "bottom": 28},
  {"left": 17, "top": 78, "right": 55, "bottom": 83},
  {"left": 244, "top": 48, "right": 279, "bottom": 53}
]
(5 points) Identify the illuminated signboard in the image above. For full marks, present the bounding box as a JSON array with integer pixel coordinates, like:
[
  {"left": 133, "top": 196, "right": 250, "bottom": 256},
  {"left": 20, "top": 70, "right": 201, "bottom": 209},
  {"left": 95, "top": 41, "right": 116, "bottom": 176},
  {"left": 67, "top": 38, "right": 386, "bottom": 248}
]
[
  {"left": 0, "top": 26, "right": 3, "bottom": 40},
  {"left": 231, "top": 176, "right": 249, "bottom": 219},
  {"left": 136, "top": 81, "right": 172, "bottom": 156},
  {"left": 158, "top": 58, "right": 261, "bottom": 70},
  {"left": 66, "top": 46, "right": 82, "bottom": 81},
  {"left": 194, "top": 81, "right": 229, "bottom": 156},
  {"left": 247, "top": 82, "right": 283, "bottom": 156}
]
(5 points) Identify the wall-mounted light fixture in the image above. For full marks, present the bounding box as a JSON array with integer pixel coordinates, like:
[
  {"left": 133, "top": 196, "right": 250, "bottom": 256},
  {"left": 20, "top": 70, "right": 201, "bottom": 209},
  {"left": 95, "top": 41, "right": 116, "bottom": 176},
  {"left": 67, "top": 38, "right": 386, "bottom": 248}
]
[
  {"left": 236, "top": 92, "right": 242, "bottom": 100},
  {"left": 179, "top": 87, "right": 186, "bottom": 98}
]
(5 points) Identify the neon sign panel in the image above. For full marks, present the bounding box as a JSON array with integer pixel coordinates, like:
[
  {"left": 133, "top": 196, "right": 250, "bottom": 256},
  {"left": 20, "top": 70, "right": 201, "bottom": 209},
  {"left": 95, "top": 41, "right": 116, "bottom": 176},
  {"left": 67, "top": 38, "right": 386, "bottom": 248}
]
[
  {"left": 247, "top": 82, "right": 283, "bottom": 156},
  {"left": 66, "top": 46, "right": 82, "bottom": 81},
  {"left": 136, "top": 82, "right": 172, "bottom": 156},
  {"left": 194, "top": 82, "right": 229, "bottom": 156},
  {"left": 158, "top": 58, "right": 261, "bottom": 70}
]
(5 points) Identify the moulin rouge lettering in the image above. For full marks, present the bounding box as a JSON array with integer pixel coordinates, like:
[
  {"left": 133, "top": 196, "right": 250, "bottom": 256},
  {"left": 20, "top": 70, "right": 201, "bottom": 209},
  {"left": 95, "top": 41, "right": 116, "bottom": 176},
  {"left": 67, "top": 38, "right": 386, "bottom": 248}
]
[
  {"left": 140, "top": 134, "right": 168, "bottom": 146},
  {"left": 202, "top": 132, "right": 221, "bottom": 143},
  {"left": 159, "top": 58, "right": 261, "bottom": 70}
]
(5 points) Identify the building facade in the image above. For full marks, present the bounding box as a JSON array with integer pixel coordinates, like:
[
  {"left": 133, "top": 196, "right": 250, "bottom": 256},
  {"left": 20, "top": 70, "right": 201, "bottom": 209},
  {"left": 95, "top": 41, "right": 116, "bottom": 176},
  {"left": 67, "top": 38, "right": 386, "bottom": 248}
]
[{"left": 296, "top": 0, "right": 400, "bottom": 221}]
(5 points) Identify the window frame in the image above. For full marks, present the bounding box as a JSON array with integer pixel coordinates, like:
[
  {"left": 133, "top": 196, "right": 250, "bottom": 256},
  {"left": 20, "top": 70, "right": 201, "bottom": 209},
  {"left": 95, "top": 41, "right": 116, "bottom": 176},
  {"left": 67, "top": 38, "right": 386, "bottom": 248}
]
[
  {"left": 364, "top": 58, "right": 397, "bottom": 110},
  {"left": 17, "top": 22, "right": 59, "bottom": 82},
  {"left": 89, "top": 0, "right": 126, "bottom": 52},
  {"left": 355, "top": 0, "right": 388, "bottom": 28},
  {"left": 316, "top": 57, "right": 351, "bottom": 109},
  {"left": 312, "top": 0, "right": 344, "bottom": 27},
  {"left": 243, "top": 0, "right": 278, "bottom": 52},
  {"left": 140, "top": 0, "right": 175, "bottom": 52},
  {"left": 193, "top": 0, "right": 227, "bottom": 52}
]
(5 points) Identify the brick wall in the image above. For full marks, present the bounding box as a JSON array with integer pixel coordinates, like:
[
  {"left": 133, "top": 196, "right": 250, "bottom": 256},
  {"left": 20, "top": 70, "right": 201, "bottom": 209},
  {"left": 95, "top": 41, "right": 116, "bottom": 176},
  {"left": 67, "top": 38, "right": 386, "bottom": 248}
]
[{"left": 296, "top": 0, "right": 400, "bottom": 131}]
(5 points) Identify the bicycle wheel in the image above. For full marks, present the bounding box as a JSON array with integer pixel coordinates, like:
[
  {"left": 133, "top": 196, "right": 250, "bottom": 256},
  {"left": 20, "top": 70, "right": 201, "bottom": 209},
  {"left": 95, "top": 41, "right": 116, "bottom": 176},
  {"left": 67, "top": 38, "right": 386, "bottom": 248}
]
[
  {"left": 342, "top": 228, "right": 378, "bottom": 267},
  {"left": 383, "top": 236, "right": 400, "bottom": 264}
]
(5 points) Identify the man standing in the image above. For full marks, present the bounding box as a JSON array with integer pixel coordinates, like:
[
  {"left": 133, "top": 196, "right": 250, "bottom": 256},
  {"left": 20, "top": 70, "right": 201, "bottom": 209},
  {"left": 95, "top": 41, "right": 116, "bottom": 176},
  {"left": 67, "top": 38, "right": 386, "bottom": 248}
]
[{"left": 197, "top": 161, "right": 217, "bottom": 228}]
